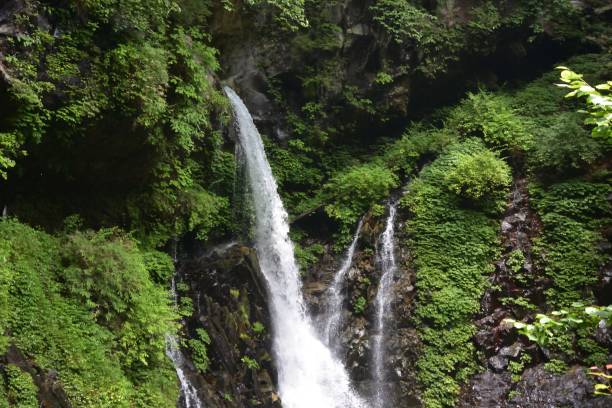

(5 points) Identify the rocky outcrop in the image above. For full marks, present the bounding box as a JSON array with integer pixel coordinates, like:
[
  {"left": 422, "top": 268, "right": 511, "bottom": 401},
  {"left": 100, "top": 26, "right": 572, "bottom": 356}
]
[
  {"left": 177, "top": 242, "right": 280, "bottom": 407},
  {"left": 508, "top": 365, "right": 610, "bottom": 408},
  {"left": 209, "top": 0, "right": 602, "bottom": 142},
  {"left": 302, "top": 208, "right": 420, "bottom": 406},
  {"left": 1, "top": 345, "right": 71, "bottom": 408},
  {"left": 459, "top": 177, "right": 611, "bottom": 407}
]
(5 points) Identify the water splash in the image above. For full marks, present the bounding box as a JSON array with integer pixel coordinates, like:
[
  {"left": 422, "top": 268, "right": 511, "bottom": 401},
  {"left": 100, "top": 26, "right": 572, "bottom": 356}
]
[
  {"left": 166, "top": 278, "right": 203, "bottom": 408},
  {"left": 321, "top": 218, "right": 364, "bottom": 349},
  {"left": 225, "top": 87, "right": 365, "bottom": 408},
  {"left": 372, "top": 202, "right": 398, "bottom": 408}
]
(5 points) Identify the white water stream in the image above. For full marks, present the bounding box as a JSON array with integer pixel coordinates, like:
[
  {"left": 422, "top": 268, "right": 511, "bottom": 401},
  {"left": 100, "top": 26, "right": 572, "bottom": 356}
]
[
  {"left": 372, "top": 202, "right": 398, "bottom": 408},
  {"left": 225, "top": 87, "right": 366, "bottom": 408},
  {"left": 321, "top": 218, "right": 364, "bottom": 349}
]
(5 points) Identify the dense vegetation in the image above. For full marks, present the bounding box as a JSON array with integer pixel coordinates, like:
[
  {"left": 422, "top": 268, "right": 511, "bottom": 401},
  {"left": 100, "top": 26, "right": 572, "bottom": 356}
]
[
  {"left": 0, "top": 219, "right": 178, "bottom": 407},
  {"left": 1, "top": 0, "right": 610, "bottom": 407}
]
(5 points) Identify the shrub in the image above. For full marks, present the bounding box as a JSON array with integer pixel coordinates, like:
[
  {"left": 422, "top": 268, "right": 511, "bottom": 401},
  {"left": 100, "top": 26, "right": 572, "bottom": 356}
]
[
  {"left": 353, "top": 296, "right": 367, "bottom": 315},
  {"left": 444, "top": 148, "right": 511, "bottom": 201},
  {"left": 0, "top": 219, "right": 179, "bottom": 407},
  {"left": 530, "top": 181, "right": 610, "bottom": 307},
  {"left": 528, "top": 113, "right": 604, "bottom": 177},
  {"left": 448, "top": 91, "right": 532, "bottom": 152},
  {"left": 241, "top": 356, "right": 260, "bottom": 370},
  {"left": 370, "top": 0, "right": 437, "bottom": 45},
  {"left": 324, "top": 163, "right": 398, "bottom": 246},
  {"left": 3, "top": 364, "right": 38, "bottom": 408},
  {"left": 556, "top": 67, "right": 612, "bottom": 142},
  {"left": 383, "top": 125, "right": 456, "bottom": 175},
  {"left": 60, "top": 228, "right": 178, "bottom": 369}
]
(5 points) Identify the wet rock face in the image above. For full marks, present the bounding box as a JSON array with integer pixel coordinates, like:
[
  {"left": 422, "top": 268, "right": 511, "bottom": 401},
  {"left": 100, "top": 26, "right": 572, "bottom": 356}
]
[
  {"left": 509, "top": 365, "right": 610, "bottom": 408},
  {"left": 303, "top": 211, "right": 421, "bottom": 406},
  {"left": 460, "top": 178, "right": 611, "bottom": 407},
  {"left": 210, "top": 0, "right": 389, "bottom": 133},
  {"left": 459, "top": 371, "right": 512, "bottom": 408},
  {"left": 178, "top": 242, "right": 280, "bottom": 408}
]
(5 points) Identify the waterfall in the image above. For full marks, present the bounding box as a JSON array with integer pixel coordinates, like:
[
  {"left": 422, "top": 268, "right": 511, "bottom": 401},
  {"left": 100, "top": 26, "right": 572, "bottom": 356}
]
[
  {"left": 372, "top": 202, "right": 398, "bottom": 408},
  {"left": 166, "top": 278, "right": 203, "bottom": 408},
  {"left": 225, "top": 87, "right": 365, "bottom": 408},
  {"left": 321, "top": 218, "right": 364, "bottom": 349}
]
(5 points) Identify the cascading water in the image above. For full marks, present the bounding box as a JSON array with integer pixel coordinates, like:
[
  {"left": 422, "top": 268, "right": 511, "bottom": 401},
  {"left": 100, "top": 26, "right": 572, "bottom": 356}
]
[
  {"left": 372, "top": 202, "right": 398, "bottom": 408},
  {"left": 225, "top": 86, "right": 365, "bottom": 408},
  {"left": 166, "top": 278, "right": 203, "bottom": 408},
  {"left": 321, "top": 218, "right": 364, "bottom": 349}
]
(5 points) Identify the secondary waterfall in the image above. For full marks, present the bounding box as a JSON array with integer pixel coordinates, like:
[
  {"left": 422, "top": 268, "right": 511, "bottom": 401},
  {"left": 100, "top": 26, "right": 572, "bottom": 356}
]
[
  {"left": 372, "top": 202, "right": 398, "bottom": 408},
  {"left": 225, "top": 87, "right": 365, "bottom": 408},
  {"left": 321, "top": 218, "right": 364, "bottom": 349},
  {"left": 166, "top": 278, "right": 203, "bottom": 408}
]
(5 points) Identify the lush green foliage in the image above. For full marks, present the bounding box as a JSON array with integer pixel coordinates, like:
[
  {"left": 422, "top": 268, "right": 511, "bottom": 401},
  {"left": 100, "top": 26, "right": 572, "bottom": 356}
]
[
  {"left": 505, "top": 303, "right": 611, "bottom": 348},
  {"left": 1, "top": 365, "right": 38, "bottom": 408},
  {"left": 530, "top": 181, "right": 610, "bottom": 307},
  {"left": 443, "top": 148, "right": 511, "bottom": 203},
  {"left": 402, "top": 139, "right": 505, "bottom": 408},
  {"left": 557, "top": 67, "right": 612, "bottom": 141},
  {"left": 0, "top": 219, "right": 179, "bottom": 407},
  {"left": 447, "top": 91, "right": 532, "bottom": 152},
  {"left": 353, "top": 296, "right": 367, "bottom": 315},
  {"left": 188, "top": 328, "right": 212, "bottom": 373},
  {"left": 323, "top": 163, "right": 398, "bottom": 246},
  {"left": 527, "top": 113, "right": 604, "bottom": 177},
  {"left": 383, "top": 125, "right": 455, "bottom": 176},
  {"left": 0, "top": 0, "right": 234, "bottom": 245}
]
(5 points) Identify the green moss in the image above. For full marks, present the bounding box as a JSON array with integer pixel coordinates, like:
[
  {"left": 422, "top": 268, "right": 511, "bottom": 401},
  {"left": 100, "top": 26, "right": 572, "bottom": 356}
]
[
  {"left": 403, "top": 139, "right": 505, "bottom": 407},
  {"left": 531, "top": 181, "right": 610, "bottom": 307}
]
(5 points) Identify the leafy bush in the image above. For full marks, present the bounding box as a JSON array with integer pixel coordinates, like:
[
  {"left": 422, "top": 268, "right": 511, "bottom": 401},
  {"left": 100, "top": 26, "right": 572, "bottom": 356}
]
[
  {"left": 324, "top": 163, "right": 398, "bottom": 245},
  {"left": 353, "top": 296, "right": 367, "bottom": 315},
  {"left": 0, "top": 219, "right": 179, "bottom": 407},
  {"left": 448, "top": 91, "right": 532, "bottom": 152},
  {"left": 241, "top": 356, "right": 260, "bottom": 370},
  {"left": 2, "top": 364, "right": 38, "bottom": 408},
  {"left": 60, "top": 228, "right": 178, "bottom": 369},
  {"left": 528, "top": 113, "right": 604, "bottom": 177},
  {"left": 444, "top": 148, "right": 511, "bottom": 202},
  {"left": 556, "top": 67, "right": 612, "bottom": 142},
  {"left": 530, "top": 181, "right": 610, "bottom": 306},
  {"left": 370, "top": 0, "right": 438, "bottom": 45},
  {"left": 383, "top": 125, "right": 456, "bottom": 175}
]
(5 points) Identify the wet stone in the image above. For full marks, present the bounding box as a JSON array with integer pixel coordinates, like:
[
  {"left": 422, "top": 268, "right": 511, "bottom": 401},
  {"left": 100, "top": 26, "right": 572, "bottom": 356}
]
[{"left": 489, "top": 355, "right": 509, "bottom": 372}]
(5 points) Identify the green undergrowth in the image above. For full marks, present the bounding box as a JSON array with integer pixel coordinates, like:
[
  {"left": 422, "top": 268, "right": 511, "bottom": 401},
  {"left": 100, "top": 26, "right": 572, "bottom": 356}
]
[
  {"left": 401, "top": 139, "right": 507, "bottom": 408},
  {"left": 0, "top": 219, "right": 179, "bottom": 407},
  {"left": 525, "top": 180, "right": 611, "bottom": 367},
  {"left": 531, "top": 181, "right": 610, "bottom": 307},
  {"left": 498, "top": 53, "right": 611, "bottom": 370}
]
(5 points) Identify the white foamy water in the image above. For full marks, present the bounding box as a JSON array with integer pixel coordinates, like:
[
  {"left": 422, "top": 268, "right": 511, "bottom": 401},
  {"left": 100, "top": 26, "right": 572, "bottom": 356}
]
[
  {"left": 321, "top": 218, "right": 364, "bottom": 349},
  {"left": 372, "top": 202, "right": 398, "bottom": 408},
  {"left": 225, "top": 87, "right": 366, "bottom": 408}
]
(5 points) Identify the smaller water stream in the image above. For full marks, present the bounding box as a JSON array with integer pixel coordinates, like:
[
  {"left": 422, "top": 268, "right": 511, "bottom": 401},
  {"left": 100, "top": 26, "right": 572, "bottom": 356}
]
[
  {"left": 321, "top": 218, "right": 364, "bottom": 350},
  {"left": 166, "top": 277, "right": 203, "bottom": 408},
  {"left": 372, "top": 202, "right": 398, "bottom": 408}
]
